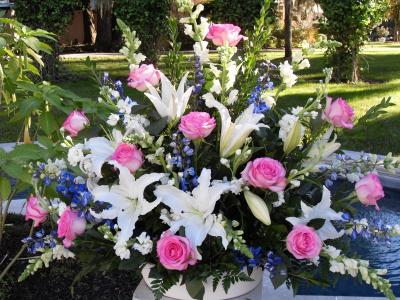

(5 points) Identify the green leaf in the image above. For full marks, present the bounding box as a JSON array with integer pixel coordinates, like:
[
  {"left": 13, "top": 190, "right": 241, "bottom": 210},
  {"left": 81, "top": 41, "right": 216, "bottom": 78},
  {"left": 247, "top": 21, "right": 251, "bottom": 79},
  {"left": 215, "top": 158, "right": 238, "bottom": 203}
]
[
  {"left": 0, "top": 36, "right": 6, "bottom": 48},
  {"left": 1, "top": 161, "right": 31, "bottom": 183},
  {"left": 9, "top": 144, "right": 47, "bottom": 161},
  {"left": 147, "top": 117, "right": 168, "bottom": 136},
  {"left": 186, "top": 279, "right": 205, "bottom": 300},
  {"left": 0, "top": 177, "right": 11, "bottom": 200},
  {"left": 270, "top": 264, "right": 288, "bottom": 289},
  {"left": 39, "top": 112, "right": 59, "bottom": 136}
]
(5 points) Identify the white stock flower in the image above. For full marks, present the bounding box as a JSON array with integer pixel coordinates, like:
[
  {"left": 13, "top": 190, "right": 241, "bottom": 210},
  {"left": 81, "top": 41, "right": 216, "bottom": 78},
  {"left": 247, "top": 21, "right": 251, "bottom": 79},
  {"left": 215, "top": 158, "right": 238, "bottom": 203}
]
[
  {"left": 278, "top": 114, "right": 305, "bottom": 146},
  {"left": 123, "top": 114, "right": 150, "bottom": 135},
  {"left": 114, "top": 241, "right": 131, "bottom": 259},
  {"left": 279, "top": 61, "right": 298, "bottom": 88},
  {"left": 197, "top": 17, "right": 210, "bottom": 40},
  {"left": 286, "top": 186, "right": 344, "bottom": 241},
  {"left": 154, "top": 168, "right": 231, "bottom": 259},
  {"left": 117, "top": 98, "right": 135, "bottom": 114},
  {"left": 329, "top": 260, "right": 346, "bottom": 275},
  {"left": 144, "top": 73, "right": 193, "bottom": 121},
  {"left": 184, "top": 24, "right": 195, "bottom": 38},
  {"left": 90, "top": 167, "right": 165, "bottom": 249},
  {"left": 67, "top": 144, "right": 84, "bottom": 167},
  {"left": 133, "top": 232, "right": 153, "bottom": 255},
  {"left": 204, "top": 93, "right": 266, "bottom": 157},
  {"left": 107, "top": 114, "right": 120, "bottom": 126},
  {"left": 226, "top": 61, "right": 238, "bottom": 90}
]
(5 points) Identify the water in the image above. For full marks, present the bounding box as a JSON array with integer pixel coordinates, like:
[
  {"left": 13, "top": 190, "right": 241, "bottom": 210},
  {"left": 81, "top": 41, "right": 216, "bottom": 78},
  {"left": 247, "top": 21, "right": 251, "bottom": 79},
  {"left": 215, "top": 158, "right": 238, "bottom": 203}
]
[{"left": 299, "top": 188, "right": 400, "bottom": 297}]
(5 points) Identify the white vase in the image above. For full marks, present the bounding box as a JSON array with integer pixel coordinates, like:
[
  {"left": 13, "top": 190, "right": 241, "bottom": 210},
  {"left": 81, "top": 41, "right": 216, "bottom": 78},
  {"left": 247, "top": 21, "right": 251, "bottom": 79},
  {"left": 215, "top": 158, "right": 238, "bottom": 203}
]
[{"left": 141, "top": 264, "right": 263, "bottom": 300}]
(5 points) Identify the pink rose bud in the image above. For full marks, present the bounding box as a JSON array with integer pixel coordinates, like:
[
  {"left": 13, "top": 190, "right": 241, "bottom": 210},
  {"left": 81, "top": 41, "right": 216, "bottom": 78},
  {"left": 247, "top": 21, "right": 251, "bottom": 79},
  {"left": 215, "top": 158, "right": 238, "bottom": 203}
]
[
  {"left": 322, "top": 97, "right": 355, "bottom": 129},
  {"left": 57, "top": 207, "right": 86, "bottom": 248},
  {"left": 62, "top": 110, "right": 89, "bottom": 137},
  {"left": 127, "top": 64, "right": 161, "bottom": 92},
  {"left": 111, "top": 143, "right": 144, "bottom": 173},
  {"left": 25, "top": 195, "right": 48, "bottom": 227},
  {"left": 156, "top": 231, "right": 197, "bottom": 271},
  {"left": 241, "top": 157, "right": 287, "bottom": 192},
  {"left": 206, "top": 24, "right": 246, "bottom": 47},
  {"left": 179, "top": 112, "right": 216, "bottom": 140},
  {"left": 286, "top": 225, "right": 322, "bottom": 260},
  {"left": 355, "top": 172, "right": 384, "bottom": 210}
]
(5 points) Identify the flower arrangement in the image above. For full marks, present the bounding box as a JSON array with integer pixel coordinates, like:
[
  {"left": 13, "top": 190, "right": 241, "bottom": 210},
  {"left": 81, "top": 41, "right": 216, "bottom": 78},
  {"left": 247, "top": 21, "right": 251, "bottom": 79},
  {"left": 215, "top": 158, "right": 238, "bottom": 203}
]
[{"left": 17, "top": 1, "right": 400, "bottom": 299}]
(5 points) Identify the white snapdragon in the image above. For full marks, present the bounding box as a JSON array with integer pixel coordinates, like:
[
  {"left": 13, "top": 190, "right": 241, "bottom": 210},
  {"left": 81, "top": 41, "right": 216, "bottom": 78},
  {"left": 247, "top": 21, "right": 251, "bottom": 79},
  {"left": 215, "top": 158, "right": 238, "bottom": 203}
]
[
  {"left": 184, "top": 24, "right": 195, "bottom": 38},
  {"left": 133, "top": 232, "right": 153, "bottom": 255},
  {"left": 107, "top": 114, "right": 120, "bottom": 126},
  {"left": 279, "top": 61, "right": 298, "bottom": 88},
  {"left": 220, "top": 158, "right": 230, "bottom": 168},
  {"left": 298, "top": 59, "right": 311, "bottom": 70},
  {"left": 210, "top": 79, "right": 222, "bottom": 94},
  {"left": 193, "top": 41, "right": 210, "bottom": 63},
  {"left": 67, "top": 144, "right": 85, "bottom": 167},
  {"left": 226, "top": 61, "right": 238, "bottom": 90},
  {"left": 227, "top": 89, "right": 239, "bottom": 105},
  {"left": 52, "top": 245, "right": 75, "bottom": 260}
]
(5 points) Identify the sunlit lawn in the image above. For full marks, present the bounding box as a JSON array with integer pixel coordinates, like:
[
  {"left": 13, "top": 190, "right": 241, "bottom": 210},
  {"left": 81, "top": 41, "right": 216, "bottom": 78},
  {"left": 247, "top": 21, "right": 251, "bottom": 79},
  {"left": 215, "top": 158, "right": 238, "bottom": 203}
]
[{"left": 1, "top": 43, "right": 400, "bottom": 156}]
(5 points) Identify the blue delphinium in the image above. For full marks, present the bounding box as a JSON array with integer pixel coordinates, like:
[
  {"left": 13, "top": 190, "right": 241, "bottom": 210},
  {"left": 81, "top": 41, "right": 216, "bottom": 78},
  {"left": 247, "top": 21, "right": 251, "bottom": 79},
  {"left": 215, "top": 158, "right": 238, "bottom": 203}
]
[
  {"left": 265, "top": 251, "right": 283, "bottom": 273},
  {"left": 193, "top": 56, "right": 205, "bottom": 95},
  {"left": 247, "top": 76, "right": 274, "bottom": 114},
  {"left": 22, "top": 229, "right": 57, "bottom": 254},
  {"left": 235, "top": 246, "right": 264, "bottom": 270},
  {"left": 170, "top": 132, "right": 198, "bottom": 191},
  {"left": 56, "top": 171, "right": 93, "bottom": 219}
]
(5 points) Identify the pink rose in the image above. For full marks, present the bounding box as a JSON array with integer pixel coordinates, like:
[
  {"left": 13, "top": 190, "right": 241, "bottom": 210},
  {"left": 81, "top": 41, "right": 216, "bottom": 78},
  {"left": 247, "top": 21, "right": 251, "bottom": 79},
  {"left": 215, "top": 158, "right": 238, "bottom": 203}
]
[
  {"left": 25, "top": 195, "right": 48, "bottom": 227},
  {"left": 179, "top": 112, "right": 216, "bottom": 140},
  {"left": 111, "top": 143, "right": 144, "bottom": 173},
  {"left": 241, "top": 158, "right": 287, "bottom": 192},
  {"left": 127, "top": 64, "right": 161, "bottom": 92},
  {"left": 206, "top": 24, "right": 246, "bottom": 47},
  {"left": 322, "top": 97, "right": 354, "bottom": 129},
  {"left": 286, "top": 225, "right": 322, "bottom": 260},
  {"left": 355, "top": 172, "right": 384, "bottom": 210},
  {"left": 156, "top": 231, "right": 197, "bottom": 271},
  {"left": 62, "top": 111, "right": 89, "bottom": 137},
  {"left": 57, "top": 207, "right": 86, "bottom": 248}
]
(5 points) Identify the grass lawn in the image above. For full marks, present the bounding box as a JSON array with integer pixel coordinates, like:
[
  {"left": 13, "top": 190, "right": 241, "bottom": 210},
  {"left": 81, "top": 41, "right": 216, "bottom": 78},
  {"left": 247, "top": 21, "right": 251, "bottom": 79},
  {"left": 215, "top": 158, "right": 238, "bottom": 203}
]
[{"left": 1, "top": 43, "right": 399, "bottom": 156}]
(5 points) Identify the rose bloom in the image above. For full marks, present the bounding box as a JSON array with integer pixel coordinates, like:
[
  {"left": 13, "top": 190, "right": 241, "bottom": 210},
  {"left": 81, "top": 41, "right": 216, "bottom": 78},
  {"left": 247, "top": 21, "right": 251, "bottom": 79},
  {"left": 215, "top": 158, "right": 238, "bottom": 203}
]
[
  {"left": 206, "top": 24, "right": 246, "bottom": 47},
  {"left": 111, "top": 143, "right": 144, "bottom": 173},
  {"left": 157, "top": 231, "right": 197, "bottom": 271},
  {"left": 57, "top": 207, "right": 87, "bottom": 248},
  {"left": 62, "top": 111, "right": 89, "bottom": 137},
  {"left": 241, "top": 157, "right": 287, "bottom": 192},
  {"left": 355, "top": 172, "right": 385, "bottom": 210},
  {"left": 127, "top": 64, "right": 161, "bottom": 92},
  {"left": 25, "top": 195, "right": 48, "bottom": 227},
  {"left": 322, "top": 97, "right": 355, "bottom": 129},
  {"left": 179, "top": 112, "right": 216, "bottom": 140},
  {"left": 286, "top": 225, "right": 322, "bottom": 260}
]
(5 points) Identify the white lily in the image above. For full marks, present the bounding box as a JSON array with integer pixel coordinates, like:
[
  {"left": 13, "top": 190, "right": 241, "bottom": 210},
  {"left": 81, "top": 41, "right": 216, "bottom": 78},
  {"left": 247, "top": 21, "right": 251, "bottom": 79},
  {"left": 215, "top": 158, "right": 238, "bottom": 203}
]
[
  {"left": 90, "top": 168, "right": 165, "bottom": 253},
  {"left": 204, "top": 93, "right": 266, "bottom": 157},
  {"left": 144, "top": 73, "right": 193, "bottom": 121},
  {"left": 286, "top": 186, "right": 344, "bottom": 241},
  {"left": 84, "top": 129, "right": 124, "bottom": 178},
  {"left": 154, "top": 169, "right": 230, "bottom": 259},
  {"left": 302, "top": 126, "right": 341, "bottom": 171}
]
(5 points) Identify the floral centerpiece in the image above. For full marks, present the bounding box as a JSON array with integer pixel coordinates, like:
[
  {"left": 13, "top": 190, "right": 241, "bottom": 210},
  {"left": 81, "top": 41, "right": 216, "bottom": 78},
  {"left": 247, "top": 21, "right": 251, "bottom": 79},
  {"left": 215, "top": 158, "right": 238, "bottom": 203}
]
[{"left": 18, "top": 1, "right": 399, "bottom": 299}]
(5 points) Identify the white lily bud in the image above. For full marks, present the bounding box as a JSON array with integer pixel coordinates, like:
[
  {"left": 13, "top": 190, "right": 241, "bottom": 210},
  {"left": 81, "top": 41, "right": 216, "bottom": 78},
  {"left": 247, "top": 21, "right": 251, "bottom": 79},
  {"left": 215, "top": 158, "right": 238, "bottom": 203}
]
[
  {"left": 284, "top": 120, "right": 302, "bottom": 154},
  {"left": 244, "top": 191, "right": 271, "bottom": 226}
]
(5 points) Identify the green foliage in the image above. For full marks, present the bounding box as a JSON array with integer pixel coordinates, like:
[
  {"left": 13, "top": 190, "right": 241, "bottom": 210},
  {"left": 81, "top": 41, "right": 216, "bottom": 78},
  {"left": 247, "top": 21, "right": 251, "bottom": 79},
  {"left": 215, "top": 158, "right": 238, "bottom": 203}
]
[
  {"left": 205, "top": 0, "right": 277, "bottom": 33},
  {"left": 164, "top": 17, "right": 186, "bottom": 85},
  {"left": 14, "top": 0, "right": 81, "bottom": 35},
  {"left": 356, "top": 97, "right": 395, "bottom": 127},
  {"left": 117, "top": 19, "right": 145, "bottom": 67},
  {"left": 113, "top": 0, "right": 171, "bottom": 62},
  {"left": 316, "top": 0, "right": 389, "bottom": 81},
  {"left": 149, "top": 267, "right": 180, "bottom": 300}
]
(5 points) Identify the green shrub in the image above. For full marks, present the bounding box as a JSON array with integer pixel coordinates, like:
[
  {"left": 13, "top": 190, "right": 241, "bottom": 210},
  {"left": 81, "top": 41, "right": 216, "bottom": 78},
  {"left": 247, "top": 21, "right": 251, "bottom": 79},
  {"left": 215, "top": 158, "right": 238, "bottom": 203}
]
[
  {"left": 205, "top": 0, "right": 277, "bottom": 33},
  {"left": 14, "top": 0, "right": 81, "bottom": 35},
  {"left": 113, "top": 0, "right": 171, "bottom": 62}
]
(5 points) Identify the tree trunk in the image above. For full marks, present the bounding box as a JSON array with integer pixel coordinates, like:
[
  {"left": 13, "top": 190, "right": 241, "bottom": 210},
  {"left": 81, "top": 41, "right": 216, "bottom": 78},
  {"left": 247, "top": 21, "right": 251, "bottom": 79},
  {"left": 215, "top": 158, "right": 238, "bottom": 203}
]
[
  {"left": 83, "top": 7, "right": 96, "bottom": 45},
  {"left": 95, "top": 7, "right": 113, "bottom": 51},
  {"left": 351, "top": 49, "right": 359, "bottom": 83},
  {"left": 284, "top": 0, "right": 293, "bottom": 62},
  {"left": 394, "top": 20, "right": 400, "bottom": 42}
]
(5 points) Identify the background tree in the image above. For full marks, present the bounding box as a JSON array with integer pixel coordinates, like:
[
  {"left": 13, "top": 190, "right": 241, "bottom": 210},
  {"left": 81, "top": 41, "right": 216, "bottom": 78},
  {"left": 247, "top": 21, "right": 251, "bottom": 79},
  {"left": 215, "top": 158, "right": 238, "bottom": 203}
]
[
  {"left": 389, "top": 0, "right": 400, "bottom": 41},
  {"left": 94, "top": 0, "right": 114, "bottom": 51},
  {"left": 284, "top": 0, "right": 293, "bottom": 61},
  {"left": 316, "top": 0, "right": 388, "bottom": 82}
]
